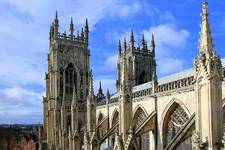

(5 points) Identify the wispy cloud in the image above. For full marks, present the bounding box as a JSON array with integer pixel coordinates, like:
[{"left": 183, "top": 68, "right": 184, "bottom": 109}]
[
  {"left": 157, "top": 58, "right": 184, "bottom": 75},
  {"left": 0, "top": 86, "right": 43, "bottom": 124},
  {"left": 0, "top": 0, "right": 141, "bottom": 123},
  {"left": 144, "top": 24, "right": 190, "bottom": 57},
  {"left": 105, "top": 54, "right": 118, "bottom": 69},
  {"left": 107, "top": 2, "right": 142, "bottom": 19},
  {"left": 143, "top": 24, "right": 190, "bottom": 75}
]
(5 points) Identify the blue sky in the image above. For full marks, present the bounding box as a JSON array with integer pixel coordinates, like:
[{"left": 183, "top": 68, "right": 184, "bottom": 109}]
[{"left": 0, "top": 0, "right": 224, "bottom": 124}]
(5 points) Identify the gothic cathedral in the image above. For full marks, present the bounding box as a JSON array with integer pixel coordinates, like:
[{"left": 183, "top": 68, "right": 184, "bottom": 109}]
[{"left": 42, "top": 2, "right": 225, "bottom": 150}]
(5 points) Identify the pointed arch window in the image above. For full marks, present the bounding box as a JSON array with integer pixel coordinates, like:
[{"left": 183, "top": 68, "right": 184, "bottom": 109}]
[
  {"left": 139, "top": 71, "right": 147, "bottom": 85},
  {"left": 164, "top": 104, "right": 189, "bottom": 147},
  {"left": 65, "top": 63, "right": 77, "bottom": 95},
  {"left": 133, "top": 107, "right": 149, "bottom": 149},
  {"left": 133, "top": 107, "right": 147, "bottom": 129}
]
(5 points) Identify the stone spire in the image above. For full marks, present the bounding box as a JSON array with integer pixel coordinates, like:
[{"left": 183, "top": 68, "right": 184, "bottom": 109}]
[
  {"left": 98, "top": 81, "right": 103, "bottom": 94},
  {"left": 86, "top": 70, "right": 96, "bottom": 134},
  {"left": 54, "top": 11, "right": 59, "bottom": 39},
  {"left": 54, "top": 11, "right": 59, "bottom": 27},
  {"left": 124, "top": 37, "right": 127, "bottom": 52},
  {"left": 199, "top": 1, "right": 214, "bottom": 57},
  {"left": 106, "top": 88, "right": 110, "bottom": 100},
  {"left": 84, "top": 18, "right": 89, "bottom": 45},
  {"left": 194, "top": 2, "right": 223, "bottom": 149},
  {"left": 70, "top": 17, "right": 74, "bottom": 36},
  {"left": 130, "top": 30, "right": 135, "bottom": 50},
  {"left": 81, "top": 28, "right": 84, "bottom": 40},
  {"left": 118, "top": 39, "right": 122, "bottom": 57},
  {"left": 142, "top": 34, "right": 147, "bottom": 50},
  {"left": 97, "top": 80, "right": 104, "bottom": 101},
  {"left": 151, "top": 34, "right": 156, "bottom": 57}
]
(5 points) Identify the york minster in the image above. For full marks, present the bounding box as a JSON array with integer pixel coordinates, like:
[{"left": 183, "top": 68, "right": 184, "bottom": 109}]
[{"left": 41, "top": 2, "right": 225, "bottom": 150}]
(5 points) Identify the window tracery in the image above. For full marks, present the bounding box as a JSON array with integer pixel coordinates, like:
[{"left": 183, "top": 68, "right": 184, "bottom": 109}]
[
  {"left": 165, "top": 105, "right": 189, "bottom": 147},
  {"left": 65, "top": 63, "right": 77, "bottom": 95},
  {"left": 135, "top": 110, "right": 147, "bottom": 129}
]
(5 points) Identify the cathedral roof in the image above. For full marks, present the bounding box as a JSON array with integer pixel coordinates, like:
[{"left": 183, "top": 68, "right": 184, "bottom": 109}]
[
  {"left": 97, "top": 58, "right": 225, "bottom": 105},
  {"left": 133, "top": 58, "right": 225, "bottom": 93}
]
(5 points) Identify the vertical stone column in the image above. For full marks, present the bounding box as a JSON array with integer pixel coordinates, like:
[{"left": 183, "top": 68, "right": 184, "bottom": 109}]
[{"left": 149, "top": 131, "right": 155, "bottom": 150}]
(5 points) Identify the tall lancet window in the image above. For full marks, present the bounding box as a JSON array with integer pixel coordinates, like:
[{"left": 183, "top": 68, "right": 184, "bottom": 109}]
[
  {"left": 65, "top": 63, "right": 77, "bottom": 94},
  {"left": 163, "top": 103, "right": 189, "bottom": 148}
]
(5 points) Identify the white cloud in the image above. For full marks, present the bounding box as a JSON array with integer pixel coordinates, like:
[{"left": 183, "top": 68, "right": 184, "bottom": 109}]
[
  {"left": 0, "top": 54, "right": 45, "bottom": 87},
  {"left": 104, "top": 23, "right": 190, "bottom": 76},
  {"left": 0, "top": 0, "right": 191, "bottom": 124},
  {"left": 142, "top": 24, "right": 190, "bottom": 75},
  {"left": 157, "top": 58, "right": 185, "bottom": 75},
  {"left": 0, "top": 86, "right": 44, "bottom": 124},
  {"left": 107, "top": 2, "right": 142, "bottom": 18},
  {"left": 144, "top": 24, "right": 190, "bottom": 50},
  {"left": 105, "top": 54, "right": 118, "bottom": 69}
]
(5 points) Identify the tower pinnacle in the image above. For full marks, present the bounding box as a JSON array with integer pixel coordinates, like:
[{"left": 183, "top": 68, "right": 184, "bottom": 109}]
[
  {"left": 199, "top": 1, "right": 214, "bottom": 57},
  {"left": 70, "top": 17, "right": 74, "bottom": 36},
  {"left": 130, "top": 30, "right": 134, "bottom": 50},
  {"left": 151, "top": 34, "right": 155, "bottom": 57},
  {"left": 118, "top": 39, "right": 122, "bottom": 56},
  {"left": 142, "top": 34, "right": 147, "bottom": 50},
  {"left": 84, "top": 18, "right": 89, "bottom": 45},
  {"left": 106, "top": 89, "right": 110, "bottom": 100},
  {"left": 124, "top": 37, "right": 127, "bottom": 52},
  {"left": 54, "top": 11, "right": 59, "bottom": 26},
  {"left": 98, "top": 81, "right": 103, "bottom": 94}
]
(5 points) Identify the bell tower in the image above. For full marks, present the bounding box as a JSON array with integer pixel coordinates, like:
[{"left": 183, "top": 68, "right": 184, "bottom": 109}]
[
  {"left": 193, "top": 2, "right": 223, "bottom": 149},
  {"left": 43, "top": 12, "right": 91, "bottom": 149},
  {"left": 117, "top": 31, "right": 156, "bottom": 90}
]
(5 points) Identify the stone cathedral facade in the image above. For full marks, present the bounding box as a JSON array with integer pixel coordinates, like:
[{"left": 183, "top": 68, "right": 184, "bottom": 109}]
[{"left": 42, "top": 2, "right": 225, "bottom": 150}]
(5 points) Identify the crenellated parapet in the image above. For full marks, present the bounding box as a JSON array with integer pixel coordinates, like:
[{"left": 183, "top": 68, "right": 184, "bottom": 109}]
[{"left": 49, "top": 11, "right": 89, "bottom": 48}]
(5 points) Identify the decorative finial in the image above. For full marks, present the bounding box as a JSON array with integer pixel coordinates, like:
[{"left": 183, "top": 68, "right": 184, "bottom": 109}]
[
  {"left": 199, "top": 1, "right": 213, "bottom": 56},
  {"left": 202, "top": 2, "right": 208, "bottom": 14},
  {"left": 70, "top": 17, "right": 74, "bottom": 36},
  {"left": 54, "top": 11, "right": 59, "bottom": 26},
  {"left": 106, "top": 88, "right": 110, "bottom": 100},
  {"left": 124, "top": 37, "right": 127, "bottom": 52},
  {"left": 55, "top": 11, "right": 58, "bottom": 20},
  {"left": 81, "top": 28, "right": 84, "bottom": 40},
  {"left": 130, "top": 30, "right": 134, "bottom": 50},
  {"left": 142, "top": 34, "right": 146, "bottom": 50},
  {"left": 84, "top": 18, "right": 89, "bottom": 45},
  {"left": 151, "top": 34, "right": 155, "bottom": 57},
  {"left": 118, "top": 39, "right": 122, "bottom": 56},
  {"left": 98, "top": 81, "right": 103, "bottom": 94}
]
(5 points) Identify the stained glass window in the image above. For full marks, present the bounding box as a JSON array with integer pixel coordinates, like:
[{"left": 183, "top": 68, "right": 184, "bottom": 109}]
[
  {"left": 165, "top": 105, "right": 189, "bottom": 147},
  {"left": 134, "top": 108, "right": 147, "bottom": 129},
  {"left": 65, "top": 63, "right": 77, "bottom": 95}
]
